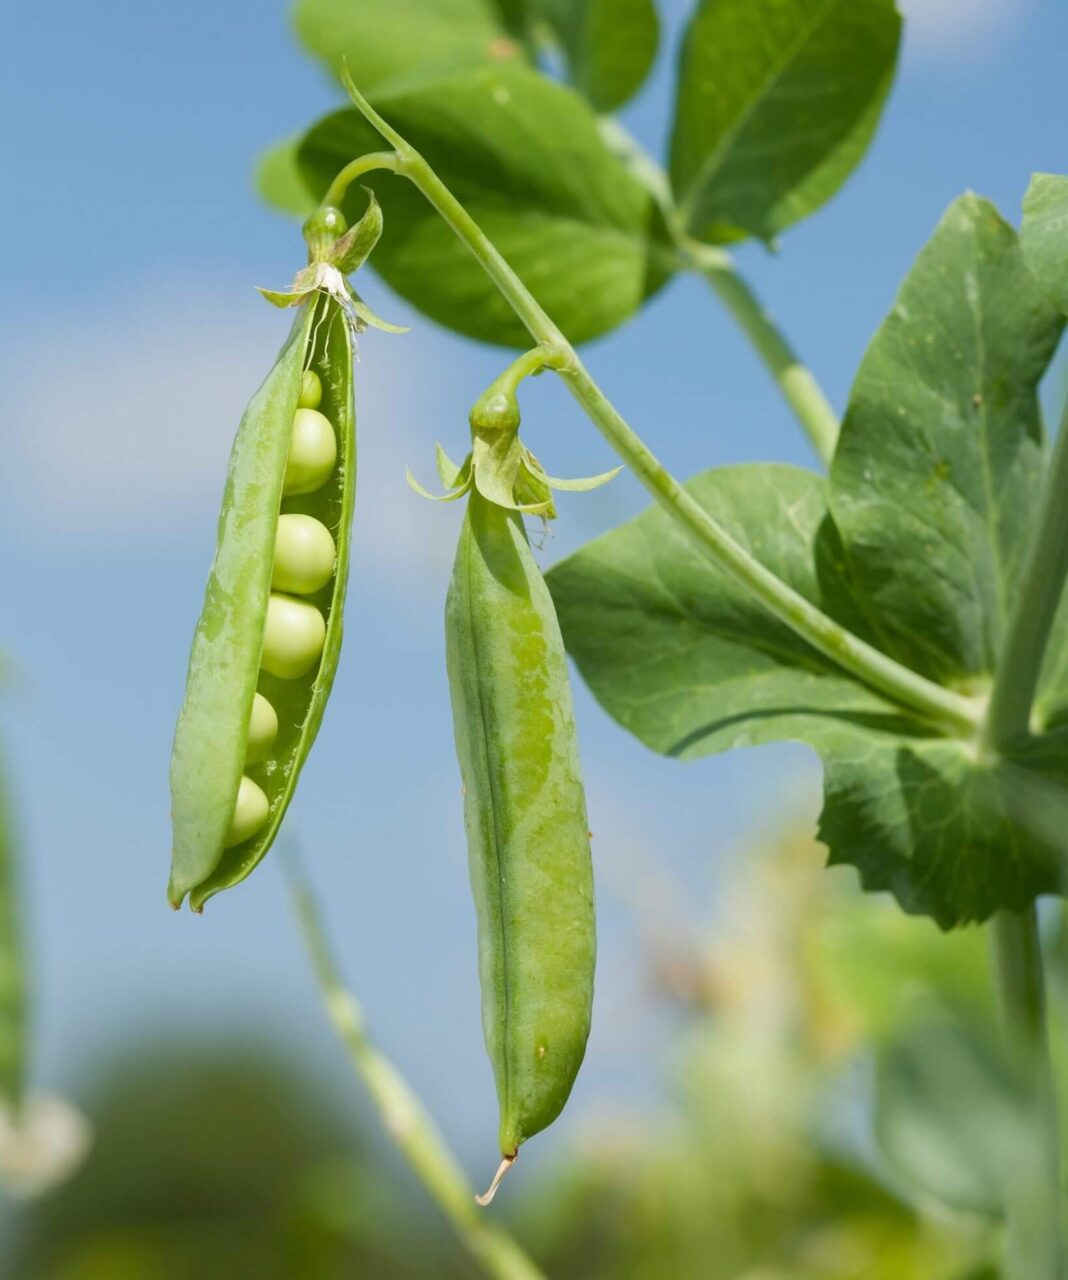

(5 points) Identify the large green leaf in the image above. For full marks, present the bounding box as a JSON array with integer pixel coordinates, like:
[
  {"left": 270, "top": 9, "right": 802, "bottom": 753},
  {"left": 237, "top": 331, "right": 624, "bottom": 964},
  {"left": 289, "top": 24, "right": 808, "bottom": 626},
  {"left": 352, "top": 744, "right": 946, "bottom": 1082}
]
[
  {"left": 669, "top": 0, "right": 902, "bottom": 245},
  {"left": 548, "top": 464, "right": 901, "bottom": 759},
  {"left": 536, "top": 0, "right": 659, "bottom": 112},
  {"left": 294, "top": 0, "right": 525, "bottom": 94},
  {"left": 296, "top": 66, "right": 674, "bottom": 346},
  {"left": 548, "top": 464, "right": 1068, "bottom": 926},
  {"left": 829, "top": 194, "right": 1064, "bottom": 689},
  {"left": 1021, "top": 173, "right": 1068, "bottom": 316},
  {"left": 818, "top": 722, "right": 1068, "bottom": 926}
]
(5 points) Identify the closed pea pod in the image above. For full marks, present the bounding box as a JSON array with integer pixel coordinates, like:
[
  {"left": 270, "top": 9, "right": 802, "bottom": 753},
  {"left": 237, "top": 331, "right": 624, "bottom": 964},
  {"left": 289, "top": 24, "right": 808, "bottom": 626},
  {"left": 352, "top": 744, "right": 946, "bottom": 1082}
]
[
  {"left": 447, "top": 493, "right": 595, "bottom": 1192},
  {"left": 428, "top": 365, "right": 614, "bottom": 1198}
]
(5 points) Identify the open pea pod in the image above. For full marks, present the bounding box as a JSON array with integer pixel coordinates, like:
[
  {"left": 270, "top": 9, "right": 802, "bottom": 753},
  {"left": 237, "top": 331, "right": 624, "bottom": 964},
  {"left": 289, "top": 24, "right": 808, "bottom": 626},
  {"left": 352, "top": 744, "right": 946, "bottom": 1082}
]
[{"left": 169, "top": 293, "right": 356, "bottom": 910}]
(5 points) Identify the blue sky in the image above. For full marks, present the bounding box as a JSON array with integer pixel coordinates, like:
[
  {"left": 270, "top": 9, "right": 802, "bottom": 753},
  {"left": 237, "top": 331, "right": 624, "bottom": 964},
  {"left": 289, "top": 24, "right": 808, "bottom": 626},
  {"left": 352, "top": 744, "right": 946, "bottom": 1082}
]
[{"left": 2, "top": 0, "right": 1067, "bottom": 1189}]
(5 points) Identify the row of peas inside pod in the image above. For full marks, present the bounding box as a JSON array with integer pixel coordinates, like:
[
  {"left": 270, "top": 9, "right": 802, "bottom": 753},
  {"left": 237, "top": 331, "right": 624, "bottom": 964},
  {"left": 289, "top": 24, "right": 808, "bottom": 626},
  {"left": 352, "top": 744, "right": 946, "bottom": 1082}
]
[
  {"left": 170, "top": 196, "right": 403, "bottom": 911},
  {"left": 231, "top": 368, "right": 338, "bottom": 847},
  {"left": 169, "top": 281, "right": 358, "bottom": 912}
]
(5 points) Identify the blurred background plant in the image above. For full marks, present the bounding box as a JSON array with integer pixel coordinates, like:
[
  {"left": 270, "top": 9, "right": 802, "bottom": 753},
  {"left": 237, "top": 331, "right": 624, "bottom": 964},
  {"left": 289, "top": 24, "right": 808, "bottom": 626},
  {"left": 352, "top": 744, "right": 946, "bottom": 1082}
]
[{"left": 2, "top": 821, "right": 1034, "bottom": 1278}]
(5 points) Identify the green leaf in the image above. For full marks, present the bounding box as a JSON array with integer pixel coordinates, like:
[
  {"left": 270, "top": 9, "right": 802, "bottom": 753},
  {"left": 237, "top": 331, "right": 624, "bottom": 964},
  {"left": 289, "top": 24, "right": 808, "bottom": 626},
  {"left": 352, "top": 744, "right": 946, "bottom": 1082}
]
[
  {"left": 255, "top": 136, "right": 318, "bottom": 219},
  {"left": 1021, "top": 173, "right": 1068, "bottom": 317},
  {"left": 829, "top": 194, "right": 1064, "bottom": 688},
  {"left": 669, "top": 0, "right": 902, "bottom": 245},
  {"left": 548, "top": 462, "right": 1068, "bottom": 925},
  {"left": 297, "top": 66, "right": 674, "bottom": 347},
  {"left": 535, "top": 0, "right": 660, "bottom": 112},
  {"left": 294, "top": 0, "right": 525, "bottom": 94},
  {"left": 818, "top": 721, "right": 1068, "bottom": 927},
  {"left": 548, "top": 464, "right": 900, "bottom": 760}
]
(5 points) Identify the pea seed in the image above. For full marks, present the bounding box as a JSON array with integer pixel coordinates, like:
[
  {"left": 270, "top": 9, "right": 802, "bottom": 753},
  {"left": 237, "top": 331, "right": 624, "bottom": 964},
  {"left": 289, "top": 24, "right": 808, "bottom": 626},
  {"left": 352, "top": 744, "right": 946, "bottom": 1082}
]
[
  {"left": 298, "top": 368, "right": 322, "bottom": 410},
  {"left": 261, "top": 593, "right": 326, "bottom": 678},
  {"left": 224, "top": 776, "right": 269, "bottom": 848},
  {"left": 284, "top": 408, "right": 337, "bottom": 495},
  {"left": 272, "top": 515, "right": 336, "bottom": 595},
  {"left": 245, "top": 693, "right": 279, "bottom": 764}
]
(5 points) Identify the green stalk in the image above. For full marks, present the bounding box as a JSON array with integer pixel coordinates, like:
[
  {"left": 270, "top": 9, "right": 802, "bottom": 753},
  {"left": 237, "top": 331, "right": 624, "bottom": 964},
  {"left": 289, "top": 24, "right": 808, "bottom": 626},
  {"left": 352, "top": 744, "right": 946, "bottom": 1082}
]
[
  {"left": 596, "top": 118, "right": 841, "bottom": 466},
  {"left": 321, "top": 151, "right": 400, "bottom": 211},
  {"left": 0, "top": 752, "right": 26, "bottom": 1116},
  {"left": 331, "top": 71, "right": 979, "bottom": 738},
  {"left": 286, "top": 856, "right": 545, "bottom": 1280},
  {"left": 985, "top": 397, "right": 1068, "bottom": 748},
  {"left": 682, "top": 244, "right": 840, "bottom": 466},
  {"left": 982, "top": 400, "right": 1068, "bottom": 1274},
  {"left": 991, "top": 909, "right": 1064, "bottom": 1280}
]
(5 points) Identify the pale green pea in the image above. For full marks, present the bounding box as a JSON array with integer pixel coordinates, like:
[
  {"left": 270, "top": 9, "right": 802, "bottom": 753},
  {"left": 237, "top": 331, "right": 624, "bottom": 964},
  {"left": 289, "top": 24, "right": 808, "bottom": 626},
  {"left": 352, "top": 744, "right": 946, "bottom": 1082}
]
[
  {"left": 245, "top": 693, "right": 279, "bottom": 764},
  {"left": 262, "top": 593, "right": 326, "bottom": 678},
  {"left": 272, "top": 514, "right": 336, "bottom": 595},
  {"left": 284, "top": 408, "right": 337, "bottom": 495},
  {"left": 225, "top": 775, "right": 269, "bottom": 848},
  {"left": 298, "top": 368, "right": 322, "bottom": 410}
]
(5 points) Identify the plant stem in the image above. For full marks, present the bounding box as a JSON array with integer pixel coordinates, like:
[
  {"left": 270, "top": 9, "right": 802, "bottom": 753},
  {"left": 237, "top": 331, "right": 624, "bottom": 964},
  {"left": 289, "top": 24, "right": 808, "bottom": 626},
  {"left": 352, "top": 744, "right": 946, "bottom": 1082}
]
[
  {"left": 597, "top": 119, "right": 841, "bottom": 466},
  {"left": 991, "top": 909, "right": 1064, "bottom": 1280},
  {"left": 286, "top": 857, "right": 545, "bottom": 1280},
  {"left": 333, "top": 72, "right": 980, "bottom": 738},
  {"left": 985, "top": 397, "right": 1068, "bottom": 749},
  {"left": 321, "top": 151, "right": 400, "bottom": 210},
  {"left": 683, "top": 245, "right": 840, "bottom": 466},
  {"left": 0, "top": 754, "right": 26, "bottom": 1115}
]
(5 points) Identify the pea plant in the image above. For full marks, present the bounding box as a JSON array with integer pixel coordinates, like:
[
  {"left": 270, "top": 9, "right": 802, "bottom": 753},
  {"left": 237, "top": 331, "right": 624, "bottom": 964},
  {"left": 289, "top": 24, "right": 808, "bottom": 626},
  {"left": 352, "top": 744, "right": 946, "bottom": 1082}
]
[{"left": 168, "top": 1, "right": 1068, "bottom": 1277}]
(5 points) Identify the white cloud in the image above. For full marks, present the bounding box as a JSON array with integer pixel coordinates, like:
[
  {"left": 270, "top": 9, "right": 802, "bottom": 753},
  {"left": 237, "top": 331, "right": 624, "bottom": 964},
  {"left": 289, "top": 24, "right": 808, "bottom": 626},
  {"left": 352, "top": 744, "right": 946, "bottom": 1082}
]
[
  {"left": 1, "top": 286, "right": 280, "bottom": 537},
  {"left": 0, "top": 280, "right": 459, "bottom": 579},
  {"left": 898, "top": 0, "right": 1027, "bottom": 57}
]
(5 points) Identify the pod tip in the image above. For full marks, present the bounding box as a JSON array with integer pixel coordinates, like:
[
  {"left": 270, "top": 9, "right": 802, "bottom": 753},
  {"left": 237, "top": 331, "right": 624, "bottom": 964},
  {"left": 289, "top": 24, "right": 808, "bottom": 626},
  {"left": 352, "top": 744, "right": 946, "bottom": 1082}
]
[{"left": 475, "top": 1154, "right": 516, "bottom": 1207}]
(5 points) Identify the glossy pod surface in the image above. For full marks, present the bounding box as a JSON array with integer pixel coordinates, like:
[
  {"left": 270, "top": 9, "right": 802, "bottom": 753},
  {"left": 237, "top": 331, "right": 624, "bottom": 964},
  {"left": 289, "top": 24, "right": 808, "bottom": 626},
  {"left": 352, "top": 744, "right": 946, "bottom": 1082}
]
[
  {"left": 445, "top": 491, "right": 595, "bottom": 1158},
  {"left": 169, "top": 294, "right": 355, "bottom": 909}
]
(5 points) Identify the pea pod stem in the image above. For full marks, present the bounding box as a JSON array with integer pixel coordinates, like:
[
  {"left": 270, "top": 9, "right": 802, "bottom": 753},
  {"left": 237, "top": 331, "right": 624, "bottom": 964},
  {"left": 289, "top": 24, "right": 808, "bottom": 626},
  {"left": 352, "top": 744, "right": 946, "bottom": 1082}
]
[
  {"left": 286, "top": 852, "right": 546, "bottom": 1280},
  {"left": 321, "top": 150, "right": 400, "bottom": 210},
  {"left": 330, "top": 71, "right": 980, "bottom": 740}
]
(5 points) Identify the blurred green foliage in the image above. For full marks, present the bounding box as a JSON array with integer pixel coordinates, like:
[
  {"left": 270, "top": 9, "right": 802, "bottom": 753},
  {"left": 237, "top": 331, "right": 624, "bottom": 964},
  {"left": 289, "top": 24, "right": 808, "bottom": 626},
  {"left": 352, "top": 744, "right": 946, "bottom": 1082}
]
[
  {"left": 4, "top": 831, "right": 1047, "bottom": 1277},
  {"left": 2, "top": 1042, "right": 468, "bottom": 1279}
]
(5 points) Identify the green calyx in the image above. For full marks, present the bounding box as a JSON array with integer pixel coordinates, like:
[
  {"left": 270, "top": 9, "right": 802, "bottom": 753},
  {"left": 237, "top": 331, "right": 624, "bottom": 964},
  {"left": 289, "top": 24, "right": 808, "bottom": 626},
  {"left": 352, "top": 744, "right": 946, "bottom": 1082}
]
[
  {"left": 302, "top": 205, "right": 349, "bottom": 261},
  {"left": 408, "top": 352, "right": 621, "bottom": 516},
  {"left": 257, "top": 191, "right": 405, "bottom": 336}
]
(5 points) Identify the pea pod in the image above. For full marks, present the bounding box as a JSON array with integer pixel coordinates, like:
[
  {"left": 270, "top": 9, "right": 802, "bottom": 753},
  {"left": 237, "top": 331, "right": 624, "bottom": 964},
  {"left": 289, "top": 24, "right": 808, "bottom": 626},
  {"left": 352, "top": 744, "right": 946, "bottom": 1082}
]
[
  {"left": 445, "top": 489, "right": 596, "bottom": 1188},
  {"left": 169, "top": 291, "right": 355, "bottom": 910}
]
